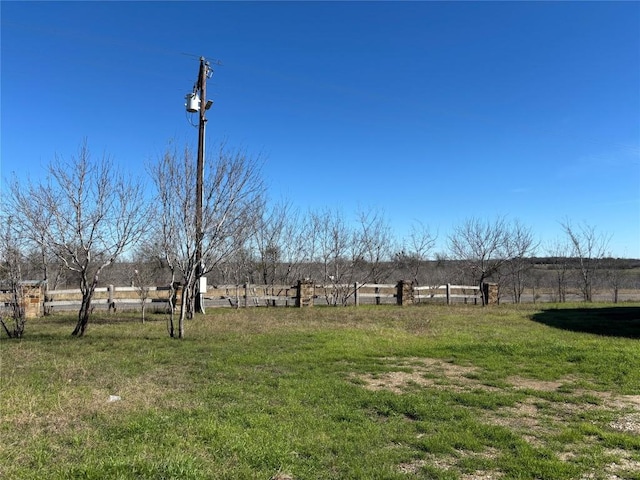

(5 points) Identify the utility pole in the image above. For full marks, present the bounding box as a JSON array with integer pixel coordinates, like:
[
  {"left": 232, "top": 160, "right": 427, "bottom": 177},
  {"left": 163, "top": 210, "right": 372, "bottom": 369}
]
[
  {"left": 186, "top": 56, "right": 213, "bottom": 315},
  {"left": 195, "top": 57, "right": 207, "bottom": 315}
]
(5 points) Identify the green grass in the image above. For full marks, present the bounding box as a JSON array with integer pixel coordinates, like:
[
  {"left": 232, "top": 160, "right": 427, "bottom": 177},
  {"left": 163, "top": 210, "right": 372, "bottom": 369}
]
[{"left": 1, "top": 303, "right": 639, "bottom": 479}]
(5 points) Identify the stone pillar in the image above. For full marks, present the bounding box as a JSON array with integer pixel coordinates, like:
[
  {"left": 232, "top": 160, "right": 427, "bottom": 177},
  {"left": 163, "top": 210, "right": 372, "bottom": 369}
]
[
  {"left": 21, "top": 282, "right": 44, "bottom": 318},
  {"left": 482, "top": 283, "right": 499, "bottom": 305},
  {"left": 396, "top": 280, "right": 414, "bottom": 306},
  {"left": 296, "top": 280, "right": 314, "bottom": 307}
]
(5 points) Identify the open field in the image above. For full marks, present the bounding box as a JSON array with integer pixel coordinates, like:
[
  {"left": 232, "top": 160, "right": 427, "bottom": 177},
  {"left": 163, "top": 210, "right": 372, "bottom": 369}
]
[{"left": 1, "top": 304, "right": 639, "bottom": 479}]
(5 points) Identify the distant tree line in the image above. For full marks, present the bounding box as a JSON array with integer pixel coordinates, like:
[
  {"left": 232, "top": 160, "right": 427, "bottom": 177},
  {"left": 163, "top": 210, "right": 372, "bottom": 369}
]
[{"left": 1, "top": 140, "right": 636, "bottom": 337}]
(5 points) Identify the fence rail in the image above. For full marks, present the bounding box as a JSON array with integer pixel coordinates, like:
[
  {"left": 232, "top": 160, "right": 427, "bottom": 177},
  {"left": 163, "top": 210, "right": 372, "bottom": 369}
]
[
  {"left": 5, "top": 280, "right": 639, "bottom": 319},
  {"left": 43, "top": 285, "right": 176, "bottom": 311},
  {"left": 415, "top": 284, "right": 481, "bottom": 304},
  {"left": 31, "top": 281, "right": 487, "bottom": 314}
]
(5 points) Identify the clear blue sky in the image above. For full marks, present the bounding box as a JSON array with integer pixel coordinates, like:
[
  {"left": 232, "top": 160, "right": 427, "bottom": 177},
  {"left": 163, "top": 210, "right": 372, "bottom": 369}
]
[{"left": 2, "top": 1, "right": 639, "bottom": 258}]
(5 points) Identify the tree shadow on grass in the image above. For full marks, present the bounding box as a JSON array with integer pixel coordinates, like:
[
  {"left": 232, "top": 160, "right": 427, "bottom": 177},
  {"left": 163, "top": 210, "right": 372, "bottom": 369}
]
[{"left": 531, "top": 306, "right": 640, "bottom": 339}]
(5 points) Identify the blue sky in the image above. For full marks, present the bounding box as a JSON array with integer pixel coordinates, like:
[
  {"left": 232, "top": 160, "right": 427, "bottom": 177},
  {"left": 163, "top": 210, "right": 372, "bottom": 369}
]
[{"left": 2, "top": 1, "right": 639, "bottom": 258}]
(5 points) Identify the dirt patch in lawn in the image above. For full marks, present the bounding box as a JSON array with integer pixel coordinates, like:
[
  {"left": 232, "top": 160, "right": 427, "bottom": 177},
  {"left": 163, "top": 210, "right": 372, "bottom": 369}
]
[
  {"left": 506, "top": 375, "right": 568, "bottom": 392},
  {"left": 397, "top": 449, "right": 503, "bottom": 479},
  {"left": 355, "top": 357, "right": 481, "bottom": 394}
]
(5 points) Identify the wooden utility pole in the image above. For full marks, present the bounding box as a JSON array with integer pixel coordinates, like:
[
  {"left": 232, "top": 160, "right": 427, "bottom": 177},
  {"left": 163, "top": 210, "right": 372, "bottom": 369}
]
[{"left": 194, "top": 57, "right": 209, "bottom": 314}]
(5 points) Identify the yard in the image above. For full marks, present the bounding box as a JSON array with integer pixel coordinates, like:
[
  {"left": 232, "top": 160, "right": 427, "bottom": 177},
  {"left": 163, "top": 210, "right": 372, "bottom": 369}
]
[{"left": 1, "top": 303, "right": 639, "bottom": 479}]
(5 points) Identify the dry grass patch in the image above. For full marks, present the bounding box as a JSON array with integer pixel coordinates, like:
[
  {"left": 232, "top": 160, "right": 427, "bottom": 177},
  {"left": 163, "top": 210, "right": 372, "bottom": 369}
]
[
  {"left": 398, "top": 449, "right": 504, "bottom": 479},
  {"left": 461, "top": 472, "right": 504, "bottom": 480},
  {"left": 506, "top": 375, "right": 569, "bottom": 392},
  {"left": 397, "top": 458, "right": 429, "bottom": 475},
  {"left": 609, "top": 412, "right": 640, "bottom": 434},
  {"left": 355, "top": 357, "right": 482, "bottom": 394},
  {"left": 488, "top": 398, "right": 544, "bottom": 433}
]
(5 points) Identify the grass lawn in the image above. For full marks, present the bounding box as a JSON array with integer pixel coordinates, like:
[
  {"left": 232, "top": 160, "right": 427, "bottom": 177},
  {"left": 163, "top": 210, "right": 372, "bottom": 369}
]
[{"left": 1, "top": 303, "right": 639, "bottom": 479}]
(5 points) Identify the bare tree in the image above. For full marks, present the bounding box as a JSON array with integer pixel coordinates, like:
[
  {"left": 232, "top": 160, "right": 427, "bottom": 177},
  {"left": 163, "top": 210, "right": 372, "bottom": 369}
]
[
  {"left": 448, "top": 216, "right": 509, "bottom": 305},
  {"left": 311, "top": 208, "right": 359, "bottom": 306},
  {"left": 603, "top": 258, "right": 623, "bottom": 304},
  {"left": 216, "top": 242, "right": 255, "bottom": 287},
  {"left": 150, "top": 144, "right": 198, "bottom": 336},
  {"left": 296, "top": 210, "right": 322, "bottom": 282},
  {"left": 253, "top": 200, "right": 287, "bottom": 285},
  {"left": 3, "top": 177, "right": 66, "bottom": 296},
  {"left": 0, "top": 218, "right": 27, "bottom": 338},
  {"left": 7, "top": 141, "right": 148, "bottom": 336},
  {"left": 546, "top": 239, "right": 571, "bottom": 303},
  {"left": 561, "top": 220, "right": 610, "bottom": 302},
  {"left": 355, "top": 208, "right": 394, "bottom": 286},
  {"left": 150, "top": 142, "right": 264, "bottom": 337},
  {"left": 396, "top": 221, "right": 438, "bottom": 285},
  {"left": 503, "top": 220, "right": 538, "bottom": 303},
  {"left": 129, "top": 245, "right": 163, "bottom": 323}
]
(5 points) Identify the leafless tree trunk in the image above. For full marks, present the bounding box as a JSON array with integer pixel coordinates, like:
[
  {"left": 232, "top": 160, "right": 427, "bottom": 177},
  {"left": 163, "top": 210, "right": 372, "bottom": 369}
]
[
  {"left": 130, "top": 267, "right": 151, "bottom": 323},
  {"left": 561, "top": 220, "right": 610, "bottom": 302},
  {"left": 7, "top": 141, "right": 149, "bottom": 336},
  {"left": 165, "top": 262, "right": 178, "bottom": 337}
]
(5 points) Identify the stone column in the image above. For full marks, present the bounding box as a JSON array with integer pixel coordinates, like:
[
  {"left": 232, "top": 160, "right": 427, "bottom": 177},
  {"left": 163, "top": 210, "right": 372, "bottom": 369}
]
[
  {"left": 396, "top": 280, "right": 414, "bottom": 306},
  {"left": 482, "top": 283, "right": 499, "bottom": 305},
  {"left": 296, "top": 280, "right": 314, "bottom": 307},
  {"left": 21, "top": 282, "right": 44, "bottom": 318}
]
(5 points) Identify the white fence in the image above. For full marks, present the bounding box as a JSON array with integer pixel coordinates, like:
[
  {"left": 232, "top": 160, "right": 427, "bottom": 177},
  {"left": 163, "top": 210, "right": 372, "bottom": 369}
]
[
  {"left": 39, "top": 282, "right": 483, "bottom": 313},
  {"left": 415, "top": 284, "right": 481, "bottom": 305},
  {"left": 44, "top": 286, "right": 175, "bottom": 311}
]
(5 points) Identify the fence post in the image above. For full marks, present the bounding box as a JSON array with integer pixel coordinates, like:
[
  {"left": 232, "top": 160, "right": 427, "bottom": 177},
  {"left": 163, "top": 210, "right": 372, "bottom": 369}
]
[
  {"left": 396, "top": 280, "right": 414, "bottom": 306},
  {"left": 446, "top": 283, "right": 451, "bottom": 305},
  {"left": 21, "top": 281, "right": 44, "bottom": 318},
  {"left": 244, "top": 283, "right": 249, "bottom": 308},
  {"left": 296, "top": 280, "right": 314, "bottom": 307},
  {"left": 354, "top": 283, "right": 359, "bottom": 306},
  {"left": 108, "top": 284, "right": 116, "bottom": 312},
  {"left": 482, "top": 283, "right": 498, "bottom": 305}
]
